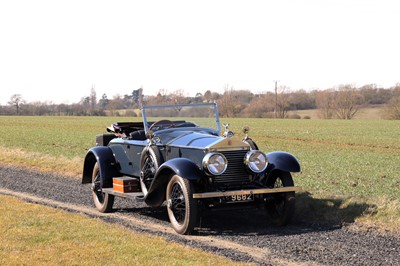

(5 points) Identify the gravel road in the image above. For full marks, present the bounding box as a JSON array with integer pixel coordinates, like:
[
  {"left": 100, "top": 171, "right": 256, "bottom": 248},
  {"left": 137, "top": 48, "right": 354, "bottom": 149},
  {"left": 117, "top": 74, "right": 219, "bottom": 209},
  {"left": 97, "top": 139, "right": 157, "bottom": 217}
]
[{"left": 1, "top": 166, "right": 399, "bottom": 265}]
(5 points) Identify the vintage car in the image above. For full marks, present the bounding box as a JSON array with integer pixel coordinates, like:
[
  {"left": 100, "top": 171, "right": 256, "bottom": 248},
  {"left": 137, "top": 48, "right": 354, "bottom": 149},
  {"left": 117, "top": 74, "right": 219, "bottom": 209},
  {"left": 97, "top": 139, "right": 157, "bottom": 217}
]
[{"left": 82, "top": 103, "right": 301, "bottom": 234}]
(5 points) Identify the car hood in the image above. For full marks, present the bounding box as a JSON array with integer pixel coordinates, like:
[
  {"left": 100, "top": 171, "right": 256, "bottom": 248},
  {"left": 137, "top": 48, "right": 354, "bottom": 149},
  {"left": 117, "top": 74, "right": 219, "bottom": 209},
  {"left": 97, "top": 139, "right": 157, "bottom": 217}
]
[{"left": 159, "top": 130, "right": 249, "bottom": 150}]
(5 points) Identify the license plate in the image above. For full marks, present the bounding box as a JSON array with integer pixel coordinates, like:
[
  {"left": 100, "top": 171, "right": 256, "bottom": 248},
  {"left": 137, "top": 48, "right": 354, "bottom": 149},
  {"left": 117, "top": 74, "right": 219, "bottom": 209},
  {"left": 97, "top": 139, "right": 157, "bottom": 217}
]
[{"left": 228, "top": 193, "right": 254, "bottom": 203}]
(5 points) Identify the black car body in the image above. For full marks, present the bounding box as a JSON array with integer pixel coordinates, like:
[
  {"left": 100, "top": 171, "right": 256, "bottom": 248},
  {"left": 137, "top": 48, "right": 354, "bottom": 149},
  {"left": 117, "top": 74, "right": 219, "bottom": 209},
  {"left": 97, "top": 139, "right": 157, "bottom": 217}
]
[{"left": 82, "top": 103, "right": 301, "bottom": 234}]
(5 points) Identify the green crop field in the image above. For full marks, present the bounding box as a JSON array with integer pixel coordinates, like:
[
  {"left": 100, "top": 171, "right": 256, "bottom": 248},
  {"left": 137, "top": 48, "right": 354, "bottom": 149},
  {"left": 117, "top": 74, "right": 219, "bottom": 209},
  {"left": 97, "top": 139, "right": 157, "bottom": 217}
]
[
  {"left": 0, "top": 116, "right": 399, "bottom": 229},
  {"left": 225, "top": 118, "right": 400, "bottom": 199}
]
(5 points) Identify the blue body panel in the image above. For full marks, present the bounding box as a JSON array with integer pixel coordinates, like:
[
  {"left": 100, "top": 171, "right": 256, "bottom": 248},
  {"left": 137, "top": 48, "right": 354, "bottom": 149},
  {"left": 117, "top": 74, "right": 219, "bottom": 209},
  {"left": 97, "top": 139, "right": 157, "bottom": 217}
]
[{"left": 164, "top": 131, "right": 219, "bottom": 148}]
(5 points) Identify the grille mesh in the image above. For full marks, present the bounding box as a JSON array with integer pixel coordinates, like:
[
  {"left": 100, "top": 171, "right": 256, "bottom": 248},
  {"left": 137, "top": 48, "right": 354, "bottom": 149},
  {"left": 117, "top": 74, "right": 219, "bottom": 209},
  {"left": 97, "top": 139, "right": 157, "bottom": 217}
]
[{"left": 213, "top": 150, "right": 250, "bottom": 187}]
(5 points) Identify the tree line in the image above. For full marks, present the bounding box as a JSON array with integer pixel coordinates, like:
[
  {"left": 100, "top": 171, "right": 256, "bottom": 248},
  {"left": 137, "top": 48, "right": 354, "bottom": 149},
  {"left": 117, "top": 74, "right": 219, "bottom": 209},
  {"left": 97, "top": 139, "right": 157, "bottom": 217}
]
[{"left": 1, "top": 84, "right": 400, "bottom": 119}]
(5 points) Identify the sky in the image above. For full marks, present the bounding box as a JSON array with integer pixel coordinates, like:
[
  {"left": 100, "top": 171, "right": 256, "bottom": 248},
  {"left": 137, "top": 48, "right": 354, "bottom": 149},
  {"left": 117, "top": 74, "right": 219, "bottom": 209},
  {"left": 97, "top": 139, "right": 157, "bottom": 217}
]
[{"left": 0, "top": 0, "right": 399, "bottom": 105}]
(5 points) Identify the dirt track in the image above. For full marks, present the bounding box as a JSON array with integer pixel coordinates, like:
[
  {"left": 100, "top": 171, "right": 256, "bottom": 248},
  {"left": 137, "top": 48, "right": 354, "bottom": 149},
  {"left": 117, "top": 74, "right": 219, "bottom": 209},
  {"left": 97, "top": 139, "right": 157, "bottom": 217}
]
[{"left": 1, "top": 166, "right": 399, "bottom": 265}]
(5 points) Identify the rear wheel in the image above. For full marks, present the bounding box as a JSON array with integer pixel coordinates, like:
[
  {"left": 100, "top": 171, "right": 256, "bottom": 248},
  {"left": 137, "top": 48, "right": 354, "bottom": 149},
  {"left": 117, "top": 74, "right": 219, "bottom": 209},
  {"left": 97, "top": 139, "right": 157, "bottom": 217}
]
[
  {"left": 166, "top": 175, "right": 198, "bottom": 235},
  {"left": 91, "top": 162, "right": 114, "bottom": 213},
  {"left": 265, "top": 170, "right": 295, "bottom": 225}
]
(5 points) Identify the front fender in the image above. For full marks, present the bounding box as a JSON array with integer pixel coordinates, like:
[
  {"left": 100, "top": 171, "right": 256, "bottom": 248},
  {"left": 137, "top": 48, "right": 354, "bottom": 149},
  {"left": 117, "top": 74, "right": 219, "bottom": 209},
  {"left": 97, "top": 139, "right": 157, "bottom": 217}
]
[
  {"left": 145, "top": 158, "right": 205, "bottom": 207},
  {"left": 82, "top": 146, "right": 119, "bottom": 188},
  {"left": 266, "top": 151, "right": 301, "bottom": 173}
]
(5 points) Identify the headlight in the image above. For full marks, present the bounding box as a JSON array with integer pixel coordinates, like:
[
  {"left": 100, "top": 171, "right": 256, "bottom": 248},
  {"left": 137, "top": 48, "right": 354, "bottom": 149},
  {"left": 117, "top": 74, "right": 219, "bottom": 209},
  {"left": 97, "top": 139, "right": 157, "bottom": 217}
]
[
  {"left": 202, "top": 152, "right": 227, "bottom": 176},
  {"left": 244, "top": 150, "right": 268, "bottom": 173}
]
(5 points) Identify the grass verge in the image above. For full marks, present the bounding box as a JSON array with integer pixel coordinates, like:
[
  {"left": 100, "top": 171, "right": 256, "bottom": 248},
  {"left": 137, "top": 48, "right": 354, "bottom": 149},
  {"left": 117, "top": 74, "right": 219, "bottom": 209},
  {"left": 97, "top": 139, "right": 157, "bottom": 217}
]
[
  {"left": 0, "top": 194, "right": 247, "bottom": 265},
  {"left": 0, "top": 147, "right": 81, "bottom": 179}
]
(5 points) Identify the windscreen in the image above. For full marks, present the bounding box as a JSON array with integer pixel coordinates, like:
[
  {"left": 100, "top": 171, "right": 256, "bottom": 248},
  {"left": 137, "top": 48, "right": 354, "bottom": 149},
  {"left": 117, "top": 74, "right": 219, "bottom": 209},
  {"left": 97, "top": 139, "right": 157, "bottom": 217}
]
[{"left": 142, "top": 103, "right": 220, "bottom": 133}]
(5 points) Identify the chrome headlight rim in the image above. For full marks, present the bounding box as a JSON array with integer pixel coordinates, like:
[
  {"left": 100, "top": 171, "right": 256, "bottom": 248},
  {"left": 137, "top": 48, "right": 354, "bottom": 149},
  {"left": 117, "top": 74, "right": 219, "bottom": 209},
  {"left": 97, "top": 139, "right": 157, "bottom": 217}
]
[
  {"left": 244, "top": 150, "right": 268, "bottom": 173},
  {"left": 202, "top": 152, "right": 228, "bottom": 176}
]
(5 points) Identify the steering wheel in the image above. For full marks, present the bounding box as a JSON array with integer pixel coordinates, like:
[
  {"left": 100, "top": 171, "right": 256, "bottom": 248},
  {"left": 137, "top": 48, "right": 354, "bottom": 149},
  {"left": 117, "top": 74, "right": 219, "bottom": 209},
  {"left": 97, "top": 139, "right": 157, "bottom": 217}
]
[{"left": 149, "top": 120, "right": 175, "bottom": 131}]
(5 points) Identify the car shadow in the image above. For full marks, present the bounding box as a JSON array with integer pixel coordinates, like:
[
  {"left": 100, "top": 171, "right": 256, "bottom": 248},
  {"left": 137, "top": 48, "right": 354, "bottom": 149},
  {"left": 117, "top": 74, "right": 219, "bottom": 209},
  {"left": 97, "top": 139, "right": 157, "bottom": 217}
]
[
  {"left": 294, "top": 191, "right": 378, "bottom": 225},
  {"left": 112, "top": 191, "right": 377, "bottom": 236},
  {"left": 196, "top": 191, "right": 377, "bottom": 236},
  {"left": 113, "top": 197, "right": 170, "bottom": 222}
]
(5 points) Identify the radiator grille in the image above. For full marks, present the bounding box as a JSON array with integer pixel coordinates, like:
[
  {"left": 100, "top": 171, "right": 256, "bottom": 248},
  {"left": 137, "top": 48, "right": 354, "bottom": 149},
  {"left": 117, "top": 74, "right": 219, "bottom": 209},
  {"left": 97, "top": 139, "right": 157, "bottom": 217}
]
[{"left": 213, "top": 150, "right": 251, "bottom": 187}]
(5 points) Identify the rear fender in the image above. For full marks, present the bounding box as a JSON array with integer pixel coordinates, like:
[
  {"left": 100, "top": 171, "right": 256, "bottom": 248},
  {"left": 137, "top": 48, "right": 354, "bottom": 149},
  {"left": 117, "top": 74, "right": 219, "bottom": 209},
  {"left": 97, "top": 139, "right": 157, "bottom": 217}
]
[
  {"left": 266, "top": 151, "right": 301, "bottom": 173},
  {"left": 145, "top": 158, "right": 204, "bottom": 207},
  {"left": 82, "top": 146, "right": 119, "bottom": 188}
]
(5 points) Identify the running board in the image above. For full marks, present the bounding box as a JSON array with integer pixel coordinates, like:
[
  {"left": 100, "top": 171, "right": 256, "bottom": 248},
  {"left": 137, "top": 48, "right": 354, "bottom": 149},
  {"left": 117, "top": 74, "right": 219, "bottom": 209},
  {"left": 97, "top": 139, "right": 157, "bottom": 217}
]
[
  {"left": 102, "top": 188, "right": 144, "bottom": 200},
  {"left": 192, "top": 186, "right": 302, "bottom": 199}
]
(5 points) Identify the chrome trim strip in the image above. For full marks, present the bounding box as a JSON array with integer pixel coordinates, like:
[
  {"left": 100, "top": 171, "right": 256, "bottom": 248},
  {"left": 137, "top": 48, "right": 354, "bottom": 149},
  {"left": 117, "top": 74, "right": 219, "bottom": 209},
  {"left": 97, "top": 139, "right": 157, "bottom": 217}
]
[
  {"left": 209, "top": 147, "right": 250, "bottom": 152},
  {"left": 192, "top": 186, "right": 302, "bottom": 199}
]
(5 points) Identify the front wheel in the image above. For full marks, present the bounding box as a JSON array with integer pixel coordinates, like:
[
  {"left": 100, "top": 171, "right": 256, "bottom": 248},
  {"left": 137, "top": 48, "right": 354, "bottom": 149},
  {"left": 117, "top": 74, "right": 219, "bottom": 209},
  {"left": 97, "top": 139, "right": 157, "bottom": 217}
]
[
  {"left": 166, "top": 175, "right": 198, "bottom": 235},
  {"left": 265, "top": 170, "right": 295, "bottom": 226},
  {"left": 91, "top": 162, "right": 114, "bottom": 213}
]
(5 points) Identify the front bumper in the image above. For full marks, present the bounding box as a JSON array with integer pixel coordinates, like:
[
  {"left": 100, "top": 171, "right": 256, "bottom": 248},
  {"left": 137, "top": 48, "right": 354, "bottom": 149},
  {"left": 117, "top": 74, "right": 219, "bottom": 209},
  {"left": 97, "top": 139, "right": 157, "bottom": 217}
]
[{"left": 192, "top": 186, "right": 302, "bottom": 199}]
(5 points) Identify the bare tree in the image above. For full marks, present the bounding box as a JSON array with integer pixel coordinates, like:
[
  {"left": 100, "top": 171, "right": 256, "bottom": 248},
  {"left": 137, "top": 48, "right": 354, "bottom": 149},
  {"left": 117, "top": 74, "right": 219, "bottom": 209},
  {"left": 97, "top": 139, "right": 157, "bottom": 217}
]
[
  {"left": 170, "top": 89, "right": 188, "bottom": 104},
  {"left": 384, "top": 96, "right": 400, "bottom": 119},
  {"left": 218, "top": 86, "right": 253, "bottom": 117},
  {"left": 145, "top": 89, "right": 169, "bottom": 106},
  {"left": 243, "top": 93, "right": 274, "bottom": 118},
  {"left": 218, "top": 86, "right": 234, "bottom": 117},
  {"left": 107, "top": 94, "right": 125, "bottom": 116},
  {"left": 289, "top": 89, "right": 316, "bottom": 110},
  {"left": 203, "top": 90, "right": 215, "bottom": 103},
  {"left": 383, "top": 84, "right": 400, "bottom": 119},
  {"left": 315, "top": 89, "right": 335, "bottom": 119},
  {"left": 276, "top": 85, "right": 291, "bottom": 118},
  {"left": 28, "top": 101, "right": 52, "bottom": 116},
  {"left": 333, "top": 84, "right": 363, "bottom": 119},
  {"left": 8, "top": 94, "right": 25, "bottom": 115}
]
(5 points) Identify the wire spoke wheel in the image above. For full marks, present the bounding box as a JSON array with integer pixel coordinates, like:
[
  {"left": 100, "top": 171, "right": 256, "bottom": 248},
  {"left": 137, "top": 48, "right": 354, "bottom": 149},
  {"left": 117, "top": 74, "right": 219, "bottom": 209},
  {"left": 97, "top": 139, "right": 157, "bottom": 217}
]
[
  {"left": 166, "top": 175, "right": 198, "bottom": 235},
  {"left": 265, "top": 170, "right": 295, "bottom": 226},
  {"left": 91, "top": 162, "right": 114, "bottom": 213},
  {"left": 140, "top": 146, "right": 162, "bottom": 196},
  {"left": 141, "top": 156, "right": 156, "bottom": 191},
  {"left": 92, "top": 173, "right": 104, "bottom": 202},
  {"left": 169, "top": 182, "right": 186, "bottom": 224}
]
